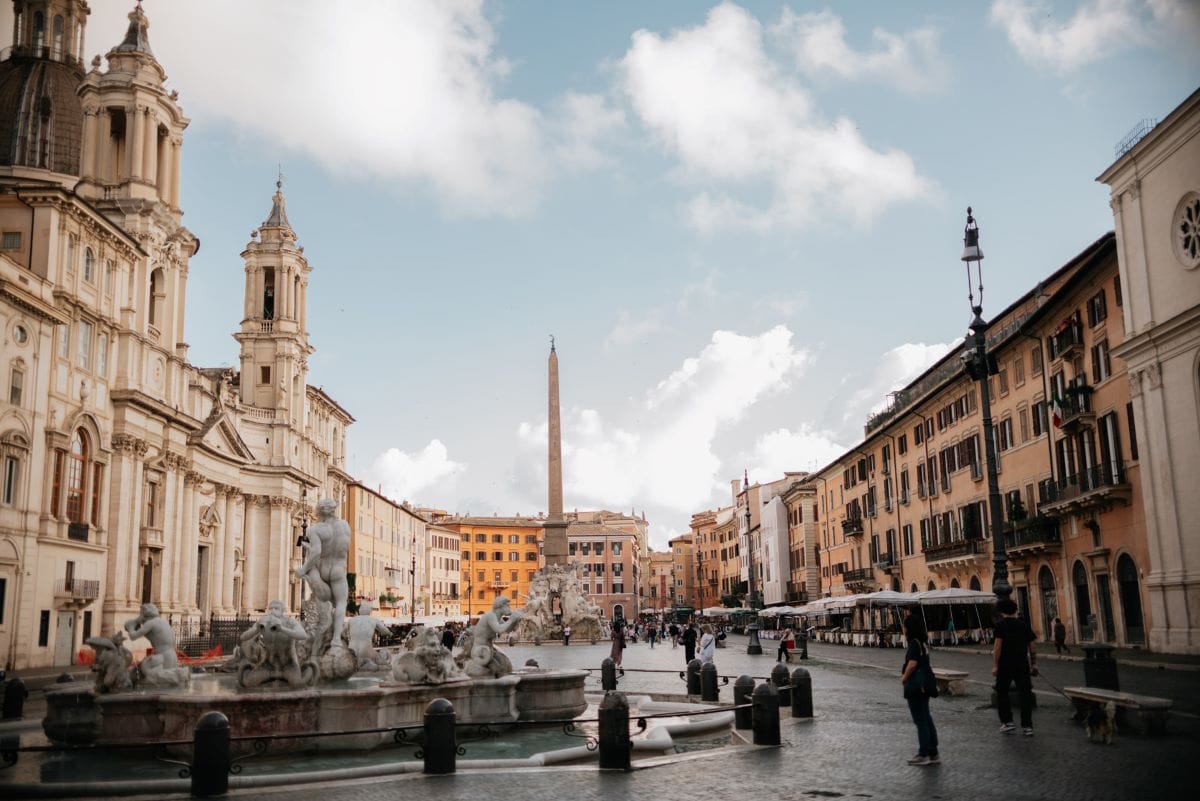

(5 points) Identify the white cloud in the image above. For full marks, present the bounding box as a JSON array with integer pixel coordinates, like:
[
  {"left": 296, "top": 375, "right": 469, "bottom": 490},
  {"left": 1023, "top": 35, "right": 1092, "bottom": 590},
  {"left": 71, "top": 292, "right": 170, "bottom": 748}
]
[
  {"left": 988, "top": 0, "right": 1146, "bottom": 72},
  {"left": 604, "top": 309, "right": 666, "bottom": 349},
  {"left": 839, "top": 341, "right": 957, "bottom": 436},
  {"left": 619, "top": 2, "right": 932, "bottom": 232},
  {"left": 748, "top": 425, "right": 848, "bottom": 480},
  {"left": 771, "top": 8, "right": 948, "bottom": 93},
  {"left": 72, "top": 1, "right": 615, "bottom": 216},
  {"left": 519, "top": 325, "right": 813, "bottom": 515},
  {"left": 363, "top": 440, "right": 466, "bottom": 504}
]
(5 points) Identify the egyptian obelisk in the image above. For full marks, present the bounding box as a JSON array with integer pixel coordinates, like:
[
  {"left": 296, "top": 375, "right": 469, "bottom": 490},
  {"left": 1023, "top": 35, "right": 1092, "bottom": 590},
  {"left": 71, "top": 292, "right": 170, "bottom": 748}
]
[{"left": 544, "top": 336, "right": 568, "bottom": 565}]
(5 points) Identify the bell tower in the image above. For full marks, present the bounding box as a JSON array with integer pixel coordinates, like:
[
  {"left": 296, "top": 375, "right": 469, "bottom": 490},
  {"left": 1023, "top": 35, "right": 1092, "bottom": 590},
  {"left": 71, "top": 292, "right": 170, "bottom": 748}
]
[{"left": 234, "top": 178, "right": 312, "bottom": 426}]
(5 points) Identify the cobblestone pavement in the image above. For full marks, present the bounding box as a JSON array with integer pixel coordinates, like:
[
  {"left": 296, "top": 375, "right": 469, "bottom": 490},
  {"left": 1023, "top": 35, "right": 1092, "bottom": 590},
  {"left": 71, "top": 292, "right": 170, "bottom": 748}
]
[{"left": 235, "top": 634, "right": 1193, "bottom": 801}]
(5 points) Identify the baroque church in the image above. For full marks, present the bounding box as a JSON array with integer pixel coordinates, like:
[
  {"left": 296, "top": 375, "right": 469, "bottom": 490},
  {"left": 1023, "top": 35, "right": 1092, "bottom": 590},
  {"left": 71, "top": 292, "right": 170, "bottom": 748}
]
[{"left": 0, "top": 1, "right": 352, "bottom": 669}]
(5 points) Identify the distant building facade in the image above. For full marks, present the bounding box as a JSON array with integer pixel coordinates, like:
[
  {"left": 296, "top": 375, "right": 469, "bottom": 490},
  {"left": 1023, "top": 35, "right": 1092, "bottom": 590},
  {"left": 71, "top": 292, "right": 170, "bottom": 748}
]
[{"left": 345, "top": 483, "right": 425, "bottom": 619}]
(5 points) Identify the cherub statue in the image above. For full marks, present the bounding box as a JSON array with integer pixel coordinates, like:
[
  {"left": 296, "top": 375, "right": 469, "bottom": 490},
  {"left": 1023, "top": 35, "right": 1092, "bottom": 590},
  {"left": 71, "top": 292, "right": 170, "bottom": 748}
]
[{"left": 85, "top": 630, "right": 133, "bottom": 693}]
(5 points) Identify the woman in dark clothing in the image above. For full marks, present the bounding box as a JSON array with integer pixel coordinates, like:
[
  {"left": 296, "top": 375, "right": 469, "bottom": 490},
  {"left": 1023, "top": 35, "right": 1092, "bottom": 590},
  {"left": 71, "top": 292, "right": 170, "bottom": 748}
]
[
  {"left": 610, "top": 620, "right": 627, "bottom": 670},
  {"left": 900, "top": 614, "right": 940, "bottom": 766}
]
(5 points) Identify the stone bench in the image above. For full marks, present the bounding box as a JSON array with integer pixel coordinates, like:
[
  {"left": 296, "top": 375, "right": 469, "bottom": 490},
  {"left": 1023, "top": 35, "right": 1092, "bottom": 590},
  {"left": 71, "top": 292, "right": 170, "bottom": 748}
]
[
  {"left": 933, "top": 669, "right": 970, "bottom": 696},
  {"left": 1063, "top": 686, "right": 1173, "bottom": 735}
]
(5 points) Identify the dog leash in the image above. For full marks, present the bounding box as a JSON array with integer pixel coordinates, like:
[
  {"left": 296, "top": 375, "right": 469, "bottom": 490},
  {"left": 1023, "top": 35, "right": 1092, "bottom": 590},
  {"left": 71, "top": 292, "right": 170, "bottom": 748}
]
[{"left": 1035, "top": 669, "right": 1076, "bottom": 703}]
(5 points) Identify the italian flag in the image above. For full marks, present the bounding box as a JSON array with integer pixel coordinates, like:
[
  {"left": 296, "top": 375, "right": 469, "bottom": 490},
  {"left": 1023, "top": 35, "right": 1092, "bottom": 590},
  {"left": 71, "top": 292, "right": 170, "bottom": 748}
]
[{"left": 1051, "top": 393, "right": 1064, "bottom": 428}]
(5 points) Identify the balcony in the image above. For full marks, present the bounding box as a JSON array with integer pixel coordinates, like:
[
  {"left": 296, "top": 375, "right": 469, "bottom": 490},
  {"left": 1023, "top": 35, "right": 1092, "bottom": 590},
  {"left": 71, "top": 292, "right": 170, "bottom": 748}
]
[
  {"left": 1039, "top": 462, "right": 1132, "bottom": 516},
  {"left": 785, "top": 581, "right": 808, "bottom": 604},
  {"left": 841, "top": 517, "right": 864, "bottom": 537},
  {"left": 55, "top": 577, "right": 99, "bottom": 608},
  {"left": 67, "top": 522, "right": 89, "bottom": 543},
  {"left": 875, "top": 553, "right": 901, "bottom": 574},
  {"left": 1059, "top": 387, "right": 1095, "bottom": 432},
  {"left": 1050, "top": 323, "right": 1084, "bottom": 361},
  {"left": 923, "top": 538, "right": 988, "bottom": 573},
  {"left": 1003, "top": 516, "right": 1061, "bottom": 559},
  {"left": 843, "top": 567, "right": 874, "bottom": 590},
  {"left": 140, "top": 526, "right": 164, "bottom": 549}
]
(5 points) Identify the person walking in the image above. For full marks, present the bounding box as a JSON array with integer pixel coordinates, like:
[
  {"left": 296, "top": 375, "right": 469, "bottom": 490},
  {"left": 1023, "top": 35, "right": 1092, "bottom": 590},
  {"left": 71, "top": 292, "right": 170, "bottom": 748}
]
[
  {"left": 682, "top": 622, "right": 698, "bottom": 663},
  {"left": 441, "top": 625, "right": 456, "bottom": 650},
  {"left": 1053, "top": 617, "right": 1069, "bottom": 654},
  {"left": 900, "top": 614, "right": 940, "bottom": 766},
  {"left": 993, "top": 598, "right": 1038, "bottom": 736},
  {"left": 647, "top": 626, "right": 657, "bottom": 648},
  {"left": 946, "top": 617, "right": 958, "bottom": 646},
  {"left": 562, "top": 624, "right": 572, "bottom": 646},
  {"left": 669, "top": 622, "right": 680, "bottom": 649},
  {"left": 610, "top": 620, "right": 626, "bottom": 671},
  {"left": 698, "top": 624, "right": 717, "bottom": 663},
  {"left": 776, "top": 628, "right": 795, "bottom": 662}
]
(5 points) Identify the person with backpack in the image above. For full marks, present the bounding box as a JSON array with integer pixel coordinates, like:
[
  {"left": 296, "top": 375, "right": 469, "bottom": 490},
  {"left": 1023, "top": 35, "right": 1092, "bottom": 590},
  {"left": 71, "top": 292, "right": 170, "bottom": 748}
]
[{"left": 900, "top": 614, "right": 940, "bottom": 766}]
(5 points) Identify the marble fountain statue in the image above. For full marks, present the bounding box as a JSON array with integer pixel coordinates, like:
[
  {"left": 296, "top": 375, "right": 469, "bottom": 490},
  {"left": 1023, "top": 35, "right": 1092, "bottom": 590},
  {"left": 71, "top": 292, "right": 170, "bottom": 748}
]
[
  {"left": 42, "top": 499, "right": 587, "bottom": 750},
  {"left": 512, "top": 563, "right": 605, "bottom": 644}
]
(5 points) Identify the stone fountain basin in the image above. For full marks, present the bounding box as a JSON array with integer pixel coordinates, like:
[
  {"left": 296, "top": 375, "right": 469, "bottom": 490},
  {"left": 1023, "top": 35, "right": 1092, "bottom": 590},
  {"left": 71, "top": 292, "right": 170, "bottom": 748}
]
[{"left": 43, "top": 668, "right": 588, "bottom": 751}]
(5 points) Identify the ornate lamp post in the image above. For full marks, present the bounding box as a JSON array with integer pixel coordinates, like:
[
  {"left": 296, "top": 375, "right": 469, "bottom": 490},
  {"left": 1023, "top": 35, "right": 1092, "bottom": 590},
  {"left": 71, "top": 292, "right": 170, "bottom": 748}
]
[
  {"left": 410, "top": 531, "right": 418, "bottom": 625},
  {"left": 959, "top": 208, "right": 1012, "bottom": 601},
  {"left": 295, "top": 487, "right": 309, "bottom": 612},
  {"left": 744, "top": 505, "right": 762, "bottom": 655}
]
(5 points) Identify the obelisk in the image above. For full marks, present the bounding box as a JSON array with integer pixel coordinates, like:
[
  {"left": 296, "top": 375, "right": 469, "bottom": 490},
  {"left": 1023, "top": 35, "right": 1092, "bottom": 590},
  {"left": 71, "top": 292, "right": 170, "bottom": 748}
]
[{"left": 543, "top": 336, "right": 568, "bottom": 565}]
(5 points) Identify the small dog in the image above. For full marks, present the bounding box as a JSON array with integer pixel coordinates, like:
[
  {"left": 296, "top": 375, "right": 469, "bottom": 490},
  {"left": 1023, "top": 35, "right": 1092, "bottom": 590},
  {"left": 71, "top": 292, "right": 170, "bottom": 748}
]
[{"left": 1085, "top": 701, "right": 1117, "bottom": 744}]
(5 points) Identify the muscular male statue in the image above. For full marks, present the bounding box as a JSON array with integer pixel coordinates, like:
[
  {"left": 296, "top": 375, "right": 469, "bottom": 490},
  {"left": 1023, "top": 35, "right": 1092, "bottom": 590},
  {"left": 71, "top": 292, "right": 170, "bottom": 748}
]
[
  {"left": 463, "top": 595, "right": 523, "bottom": 678},
  {"left": 296, "top": 498, "right": 351, "bottom": 648},
  {"left": 343, "top": 602, "right": 394, "bottom": 670},
  {"left": 124, "top": 602, "right": 188, "bottom": 686}
]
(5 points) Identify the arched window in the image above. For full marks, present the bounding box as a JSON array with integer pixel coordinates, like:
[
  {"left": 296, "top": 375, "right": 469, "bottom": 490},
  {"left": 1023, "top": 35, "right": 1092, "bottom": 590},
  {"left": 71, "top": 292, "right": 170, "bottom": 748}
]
[
  {"left": 33, "top": 12, "right": 44, "bottom": 50},
  {"left": 1117, "top": 554, "right": 1145, "bottom": 644},
  {"left": 84, "top": 248, "right": 95, "bottom": 283},
  {"left": 910, "top": 583, "right": 918, "bottom": 593},
  {"left": 950, "top": 577, "right": 961, "bottom": 589},
  {"left": 891, "top": 577, "right": 901, "bottom": 592},
  {"left": 65, "top": 429, "right": 89, "bottom": 523},
  {"left": 926, "top": 580, "right": 936, "bottom": 591},
  {"left": 1073, "top": 561, "right": 1093, "bottom": 641},
  {"left": 969, "top": 575, "right": 982, "bottom": 592},
  {"left": 148, "top": 268, "right": 163, "bottom": 327},
  {"left": 51, "top": 14, "right": 63, "bottom": 59}
]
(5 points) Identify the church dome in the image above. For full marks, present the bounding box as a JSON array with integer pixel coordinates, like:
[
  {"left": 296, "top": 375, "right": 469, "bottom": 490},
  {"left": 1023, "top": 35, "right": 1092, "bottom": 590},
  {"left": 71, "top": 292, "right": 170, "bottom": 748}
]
[{"left": 0, "top": 50, "right": 85, "bottom": 175}]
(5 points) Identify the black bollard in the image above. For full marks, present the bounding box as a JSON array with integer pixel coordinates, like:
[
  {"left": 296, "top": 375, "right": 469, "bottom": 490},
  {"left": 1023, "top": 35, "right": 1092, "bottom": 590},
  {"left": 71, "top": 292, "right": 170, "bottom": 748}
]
[
  {"left": 2, "top": 677, "right": 28, "bottom": 720},
  {"left": 686, "top": 659, "right": 702, "bottom": 696},
  {"left": 191, "top": 711, "right": 231, "bottom": 797},
  {"left": 790, "top": 667, "right": 813, "bottom": 718},
  {"left": 423, "top": 698, "right": 457, "bottom": 775},
  {"left": 800, "top": 632, "right": 809, "bottom": 660},
  {"left": 700, "top": 661, "right": 719, "bottom": 702},
  {"left": 601, "top": 657, "right": 618, "bottom": 691},
  {"left": 771, "top": 663, "right": 791, "bottom": 707},
  {"left": 752, "top": 682, "right": 781, "bottom": 746},
  {"left": 733, "top": 674, "right": 755, "bottom": 730},
  {"left": 598, "top": 691, "right": 631, "bottom": 771}
]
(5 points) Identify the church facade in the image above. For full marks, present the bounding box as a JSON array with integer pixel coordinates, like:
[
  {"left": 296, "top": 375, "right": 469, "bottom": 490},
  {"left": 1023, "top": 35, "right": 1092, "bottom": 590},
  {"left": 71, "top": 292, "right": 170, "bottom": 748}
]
[{"left": 0, "top": 1, "right": 352, "bottom": 669}]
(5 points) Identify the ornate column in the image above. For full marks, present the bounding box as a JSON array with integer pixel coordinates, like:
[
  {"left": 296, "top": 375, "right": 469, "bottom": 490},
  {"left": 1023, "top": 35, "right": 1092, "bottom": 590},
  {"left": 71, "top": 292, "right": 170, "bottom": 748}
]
[
  {"left": 210, "top": 485, "right": 226, "bottom": 614},
  {"left": 97, "top": 110, "right": 111, "bottom": 182},
  {"left": 158, "top": 134, "right": 174, "bottom": 205},
  {"left": 82, "top": 108, "right": 99, "bottom": 180},
  {"left": 142, "top": 109, "right": 156, "bottom": 182},
  {"left": 128, "top": 104, "right": 144, "bottom": 180},
  {"left": 169, "top": 137, "right": 182, "bottom": 207},
  {"left": 127, "top": 439, "right": 148, "bottom": 606},
  {"left": 223, "top": 488, "right": 240, "bottom": 611}
]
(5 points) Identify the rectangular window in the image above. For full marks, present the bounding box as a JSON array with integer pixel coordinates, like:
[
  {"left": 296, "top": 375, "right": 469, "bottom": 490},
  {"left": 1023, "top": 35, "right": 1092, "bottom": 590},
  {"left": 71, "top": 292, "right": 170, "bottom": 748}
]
[
  {"left": 1114, "top": 275, "right": 1123, "bottom": 307},
  {"left": 509, "top": 534, "right": 519, "bottom": 543},
  {"left": 526, "top": 551, "right": 537, "bottom": 561},
  {"left": 2, "top": 455, "right": 17, "bottom": 505},
  {"left": 9, "top": 367, "right": 22, "bottom": 406},
  {"left": 1091, "top": 339, "right": 1112, "bottom": 383},
  {"left": 998, "top": 365, "right": 1009, "bottom": 395},
  {"left": 96, "top": 333, "right": 107, "bottom": 377},
  {"left": 902, "top": 524, "right": 914, "bottom": 557},
  {"left": 104, "top": 260, "right": 114, "bottom": 295},
  {"left": 508, "top": 551, "right": 518, "bottom": 561},
  {"left": 1013, "top": 355, "right": 1025, "bottom": 386},
  {"left": 1018, "top": 407, "right": 1030, "bottom": 443},
  {"left": 914, "top": 424, "right": 923, "bottom": 445},
  {"left": 57, "top": 325, "right": 69, "bottom": 359},
  {"left": 568, "top": 542, "right": 576, "bottom": 556},
  {"left": 1087, "top": 290, "right": 1107, "bottom": 327},
  {"left": 1127, "top": 402, "right": 1138, "bottom": 461},
  {"left": 898, "top": 434, "right": 907, "bottom": 455},
  {"left": 1031, "top": 345, "right": 1043, "bottom": 376},
  {"left": 594, "top": 542, "right": 604, "bottom": 555},
  {"left": 0, "top": 231, "right": 21, "bottom": 249},
  {"left": 90, "top": 463, "right": 103, "bottom": 525},
  {"left": 39, "top": 609, "right": 50, "bottom": 646},
  {"left": 145, "top": 481, "right": 158, "bottom": 527},
  {"left": 475, "top": 551, "right": 485, "bottom": 560},
  {"left": 259, "top": 365, "right": 271, "bottom": 385},
  {"left": 77, "top": 320, "right": 93, "bottom": 369},
  {"left": 66, "top": 236, "right": 76, "bottom": 274},
  {"left": 1033, "top": 401, "right": 1047, "bottom": 436},
  {"left": 492, "top": 551, "right": 502, "bottom": 561},
  {"left": 51, "top": 449, "right": 64, "bottom": 517}
]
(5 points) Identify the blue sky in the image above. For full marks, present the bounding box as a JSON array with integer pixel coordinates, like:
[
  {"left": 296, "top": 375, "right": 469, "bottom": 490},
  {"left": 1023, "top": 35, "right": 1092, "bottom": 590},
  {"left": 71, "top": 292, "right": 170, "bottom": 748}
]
[{"left": 44, "top": 1, "right": 1200, "bottom": 547}]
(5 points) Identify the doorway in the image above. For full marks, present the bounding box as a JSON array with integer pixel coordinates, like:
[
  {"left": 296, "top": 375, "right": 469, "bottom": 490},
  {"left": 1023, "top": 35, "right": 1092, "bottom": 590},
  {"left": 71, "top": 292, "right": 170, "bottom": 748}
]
[
  {"left": 1096, "top": 574, "right": 1116, "bottom": 642},
  {"left": 1038, "top": 566, "right": 1058, "bottom": 643},
  {"left": 53, "top": 611, "right": 75, "bottom": 665},
  {"left": 1117, "top": 554, "right": 1145, "bottom": 644}
]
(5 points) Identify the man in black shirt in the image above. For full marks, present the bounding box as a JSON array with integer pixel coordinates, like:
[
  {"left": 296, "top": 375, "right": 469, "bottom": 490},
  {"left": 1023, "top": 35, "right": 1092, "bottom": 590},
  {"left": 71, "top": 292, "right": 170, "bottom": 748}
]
[
  {"left": 682, "top": 623, "right": 698, "bottom": 663},
  {"left": 992, "top": 598, "right": 1038, "bottom": 735}
]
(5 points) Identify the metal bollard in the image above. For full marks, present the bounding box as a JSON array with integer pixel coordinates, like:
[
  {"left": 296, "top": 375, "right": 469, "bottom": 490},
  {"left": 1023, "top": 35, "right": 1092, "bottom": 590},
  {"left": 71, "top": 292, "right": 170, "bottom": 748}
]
[
  {"left": 752, "top": 682, "right": 781, "bottom": 746},
  {"left": 2, "top": 677, "right": 28, "bottom": 720},
  {"left": 601, "top": 657, "right": 618, "bottom": 691},
  {"left": 700, "top": 662, "right": 719, "bottom": 702},
  {"left": 191, "top": 711, "right": 231, "bottom": 797},
  {"left": 423, "top": 698, "right": 457, "bottom": 775},
  {"left": 598, "top": 691, "right": 631, "bottom": 771},
  {"left": 790, "top": 667, "right": 813, "bottom": 718},
  {"left": 686, "top": 659, "right": 702, "bottom": 696},
  {"left": 733, "top": 674, "right": 755, "bottom": 730},
  {"left": 800, "top": 632, "right": 809, "bottom": 660},
  {"left": 771, "top": 663, "right": 791, "bottom": 707}
]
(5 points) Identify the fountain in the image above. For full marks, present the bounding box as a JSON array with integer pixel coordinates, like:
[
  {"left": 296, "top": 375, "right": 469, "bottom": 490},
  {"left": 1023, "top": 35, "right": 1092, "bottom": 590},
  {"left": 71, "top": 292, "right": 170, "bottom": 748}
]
[
  {"left": 41, "top": 500, "right": 588, "bottom": 750},
  {"left": 513, "top": 563, "right": 605, "bottom": 644}
]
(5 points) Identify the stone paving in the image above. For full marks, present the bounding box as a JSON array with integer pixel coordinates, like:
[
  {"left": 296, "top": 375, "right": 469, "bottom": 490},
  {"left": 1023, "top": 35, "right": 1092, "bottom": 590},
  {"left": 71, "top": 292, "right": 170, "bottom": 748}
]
[
  {"left": 4, "top": 634, "right": 1194, "bottom": 800},
  {"left": 237, "top": 634, "right": 1194, "bottom": 801}
]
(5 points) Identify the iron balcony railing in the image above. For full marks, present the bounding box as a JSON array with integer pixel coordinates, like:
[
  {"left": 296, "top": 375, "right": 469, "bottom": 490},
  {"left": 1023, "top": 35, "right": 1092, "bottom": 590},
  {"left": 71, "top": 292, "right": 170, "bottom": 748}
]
[
  {"left": 841, "top": 517, "right": 864, "bottom": 537},
  {"left": 55, "top": 577, "right": 100, "bottom": 599},
  {"left": 1050, "top": 323, "right": 1084, "bottom": 360},
  {"left": 1039, "top": 461, "right": 1128, "bottom": 505},
  {"left": 1003, "top": 517, "right": 1061, "bottom": 551},
  {"left": 67, "top": 522, "right": 89, "bottom": 542},
  {"left": 1059, "top": 387, "right": 1093, "bottom": 427},
  {"left": 923, "top": 538, "right": 986, "bottom": 564},
  {"left": 843, "top": 567, "right": 873, "bottom": 583}
]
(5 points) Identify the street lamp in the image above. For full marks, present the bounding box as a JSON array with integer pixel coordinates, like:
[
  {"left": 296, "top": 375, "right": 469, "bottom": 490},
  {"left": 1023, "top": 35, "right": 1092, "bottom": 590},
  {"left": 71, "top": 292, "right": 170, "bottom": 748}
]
[
  {"left": 744, "top": 505, "right": 762, "bottom": 655},
  {"left": 295, "top": 487, "right": 309, "bottom": 612},
  {"left": 959, "top": 207, "right": 1012, "bottom": 601},
  {"left": 410, "top": 531, "right": 418, "bottom": 625}
]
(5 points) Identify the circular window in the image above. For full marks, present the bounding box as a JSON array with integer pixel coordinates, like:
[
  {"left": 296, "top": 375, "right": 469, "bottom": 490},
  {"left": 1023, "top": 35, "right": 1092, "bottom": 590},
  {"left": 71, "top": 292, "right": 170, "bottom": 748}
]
[
  {"left": 1176, "top": 192, "right": 1200, "bottom": 270},
  {"left": 13, "top": 324, "right": 28, "bottom": 345}
]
